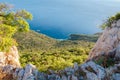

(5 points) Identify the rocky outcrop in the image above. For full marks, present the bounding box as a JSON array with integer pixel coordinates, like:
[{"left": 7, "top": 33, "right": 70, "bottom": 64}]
[
  {"left": 0, "top": 46, "right": 20, "bottom": 67},
  {"left": 1, "top": 60, "right": 120, "bottom": 80},
  {"left": 89, "top": 20, "right": 120, "bottom": 59},
  {"left": 0, "top": 46, "right": 20, "bottom": 79},
  {"left": 0, "top": 61, "right": 107, "bottom": 80}
]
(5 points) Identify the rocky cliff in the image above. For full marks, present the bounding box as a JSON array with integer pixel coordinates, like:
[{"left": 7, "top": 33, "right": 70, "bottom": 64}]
[
  {"left": 89, "top": 19, "right": 120, "bottom": 59},
  {"left": 1, "top": 20, "right": 120, "bottom": 80},
  {"left": 0, "top": 46, "right": 20, "bottom": 79}
]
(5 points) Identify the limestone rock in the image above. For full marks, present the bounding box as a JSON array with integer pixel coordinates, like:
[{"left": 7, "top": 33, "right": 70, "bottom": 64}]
[
  {"left": 22, "top": 64, "right": 36, "bottom": 80},
  {"left": 112, "top": 73, "right": 120, "bottom": 80},
  {"left": 71, "top": 75, "right": 78, "bottom": 80},
  {"left": 115, "top": 44, "right": 120, "bottom": 60},
  {"left": 116, "top": 19, "right": 120, "bottom": 27},
  {"left": 61, "top": 75, "right": 67, "bottom": 80},
  {"left": 86, "top": 72, "right": 98, "bottom": 80},
  {"left": 89, "top": 19, "right": 120, "bottom": 59},
  {"left": 80, "top": 61, "right": 106, "bottom": 80},
  {"left": 0, "top": 46, "right": 20, "bottom": 67},
  {"left": 17, "top": 69, "right": 25, "bottom": 80},
  {"left": 0, "top": 46, "right": 20, "bottom": 79},
  {"left": 1, "top": 61, "right": 120, "bottom": 80},
  {"left": 73, "top": 63, "right": 79, "bottom": 71}
]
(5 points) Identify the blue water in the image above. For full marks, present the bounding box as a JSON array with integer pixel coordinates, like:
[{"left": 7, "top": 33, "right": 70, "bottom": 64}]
[{"left": 1, "top": 0, "right": 120, "bottom": 38}]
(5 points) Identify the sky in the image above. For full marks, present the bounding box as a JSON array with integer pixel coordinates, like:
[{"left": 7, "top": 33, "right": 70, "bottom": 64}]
[{"left": 1, "top": 0, "right": 120, "bottom": 38}]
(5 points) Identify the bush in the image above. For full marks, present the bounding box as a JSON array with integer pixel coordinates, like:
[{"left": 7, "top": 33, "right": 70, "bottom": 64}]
[
  {"left": 100, "top": 12, "right": 120, "bottom": 30},
  {"left": 94, "top": 56, "right": 115, "bottom": 68},
  {"left": 19, "top": 40, "right": 94, "bottom": 72},
  {"left": 115, "top": 13, "right": 120, "bottom": 20}
]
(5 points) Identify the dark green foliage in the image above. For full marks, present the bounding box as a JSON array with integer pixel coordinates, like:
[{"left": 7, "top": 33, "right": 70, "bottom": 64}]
[
  {"left": 94, "top": 56, "right": 115, "bottom": 68},
  {"left": 115, "top": 13, "right": 120, "bottom": 20},
  {"left": 100, "top": 12, "right": 120, "bottom": 30},
  {"left": 79, "top": 68, "right": 86, "bottom": 76},
  {"left": 0, "top": 3, "right": 32, "bottom": 51},
  {"left": 69, "top": 34, "right": 99, "bottom": 42},
  {"left": 86, "top": 66, "right": 97, "bottom": 74},
  {"left": 13, "top": 30, "right": 57, "bottom": 51}
]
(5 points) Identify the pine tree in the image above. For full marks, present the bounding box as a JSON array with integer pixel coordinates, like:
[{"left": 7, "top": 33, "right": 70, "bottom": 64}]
[{"left": 0, "top": 3, "right": 33, "bottom": 51}]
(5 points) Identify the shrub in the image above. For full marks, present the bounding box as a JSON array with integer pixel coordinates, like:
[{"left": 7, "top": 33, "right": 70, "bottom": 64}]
[{"left": 100, "top": 12, "right": 120, "bottom": 30}]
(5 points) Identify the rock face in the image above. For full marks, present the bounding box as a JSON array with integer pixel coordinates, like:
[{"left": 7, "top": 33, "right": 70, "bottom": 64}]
[
  {"left": 0, "top": 46, "right": 20, "bottom": 80},
  {"left": 0, "top": 46, "right": 21, "bottom": 79},
  {"left": 1, "top": 20, "right": 120, "bottom": 80},
  {"left": 89, "top": 20, "right": 120, "bottom": 59},
  {"left": 0, "top": 46, "right": 20, "bottom": 67}
]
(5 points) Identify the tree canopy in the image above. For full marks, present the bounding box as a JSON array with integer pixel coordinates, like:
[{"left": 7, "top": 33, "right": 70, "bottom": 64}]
[{"left": 0, "top": 3, "right": 33, "bottom": 51}]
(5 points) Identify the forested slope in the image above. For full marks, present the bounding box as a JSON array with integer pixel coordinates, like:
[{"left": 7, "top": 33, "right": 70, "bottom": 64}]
[{"left": 13, "top": 30, "right": 95, "bottom": 71}]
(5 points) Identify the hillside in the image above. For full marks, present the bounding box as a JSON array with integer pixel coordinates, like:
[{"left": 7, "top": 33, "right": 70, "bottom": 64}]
[
  {"left": 13, "top": 30, "right": 57, "bottom": 51},
  {"left": 13, "top": 30, "right": 96, "bottom": 52},
  {"left": 13, "top": 30, "right": 96, "bottom": 51},
  {"left": 68, "top": 34, "right": 99, "bottom": 42},
  {"left": 13, "top": 30, "right": 95, "bottom": 71}
]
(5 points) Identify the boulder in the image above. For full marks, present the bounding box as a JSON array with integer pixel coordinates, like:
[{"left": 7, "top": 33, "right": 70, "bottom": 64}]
[{"left": 80, "top": 61, "right": 106, "bottom": 80}]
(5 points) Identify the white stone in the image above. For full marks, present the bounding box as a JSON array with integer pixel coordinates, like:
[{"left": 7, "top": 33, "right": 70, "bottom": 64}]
[
  {"left": 116, "top": 19, "right": 120, "bottom": 27},
  {"left": 86, "top": 72, "right": 98, "bottom": 80},
  {"left": 112, "top": 73, "right": 120, "bottom": 80}
]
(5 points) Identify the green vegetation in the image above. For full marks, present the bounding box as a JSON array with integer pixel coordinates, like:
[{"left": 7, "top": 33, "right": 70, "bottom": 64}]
[
  {"left": 100, "top": 12, "right": 120, "bottom": 30},
  {"left": 0, "top": 3, "right": 96, "bottom": 72},
  {"left": 0, "top": 3, "right": 32, "bottom": 51},
  {"left": 69, "top": 34, "right": 99, "bottom": 42},
  {"left": 20, "top": 47, "right": 90, "bottom": 72},
  {"left": 13, "top": 30, "right": 57, "bottom": 51},
  {"left": 13, "top": 31, "right": 95, "bottom": 72},
  {"left": 94, "top": 56, "right": 115, "bottom": 68}
]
